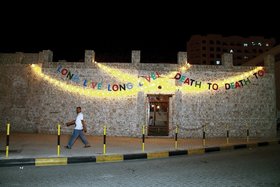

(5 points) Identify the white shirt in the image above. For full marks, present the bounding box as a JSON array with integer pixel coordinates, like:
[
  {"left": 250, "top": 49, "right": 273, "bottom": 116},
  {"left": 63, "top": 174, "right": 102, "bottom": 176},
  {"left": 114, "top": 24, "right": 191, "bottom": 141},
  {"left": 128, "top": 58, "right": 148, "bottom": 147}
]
[{"left": 75, "top": 112, "right": 84, "bottom": 130}]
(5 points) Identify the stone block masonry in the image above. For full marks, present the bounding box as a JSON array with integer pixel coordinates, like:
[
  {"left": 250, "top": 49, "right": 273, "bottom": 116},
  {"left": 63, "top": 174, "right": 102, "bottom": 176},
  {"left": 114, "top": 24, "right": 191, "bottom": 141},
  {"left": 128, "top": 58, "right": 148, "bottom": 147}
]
[{"left": 0, "top": 50, "right": 277, "bottom": 138}]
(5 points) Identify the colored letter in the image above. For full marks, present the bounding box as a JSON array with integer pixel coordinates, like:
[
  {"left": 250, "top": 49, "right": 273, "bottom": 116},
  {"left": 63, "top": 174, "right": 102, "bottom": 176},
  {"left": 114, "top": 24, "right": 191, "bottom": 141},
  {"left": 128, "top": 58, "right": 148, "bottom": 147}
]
[
  {"left": 195, "top": 81, "right": 202, "bottom": 88},
  {"left": 225, "top": 83, "right": 230, "bottom": 90},
  {"left": 107, "top": 84, "right": 112, "bottom": 91},
  {"left": 207, "top": 83, "right": 212, "bottom": 90},
  {"left": 98, "top": 83, "right": 102, "bottom": 90},
  {"left": 156, "top": 72, "right": 160, "bottom": 78},
  {"left": 258, "top": 70, "right": 265, "bottom": 77},
  {"left": 127, "top": 82, "right": 133, "bottom": 89},
  {"left": 174, "top": 73, "right": 181, "bottom": 80},
  {"left": 184, "top": 78, "right": 190, "bottom": 85},
  {"left": 145, "top": 76, "right": 151, "bottom": 82},
  {"left": 61, "top": 68, "right": 68, "bottom": 76},
  {"left": 119, "top": 84, "right": 126, "bottom": 91},
  {"left": 91, "top": 82, "right": 97, "bottom": 89},
  {"left": 83, "top": 79, "right": 88, "bottom": 87},
  {"left": 244, "top": 78, "right": 251, "bottom": 85},
  {"left": 57, "top": 65, "right": 62, "bottom": 73},
  {"left": 235, "top": 81, "right": 241, "bottom": 88},
  {"left": 238, "top": 80, "right": 244, "bottom": 87},
  {"left": 179, "top": 75, "right": 186, "bottom": 83},
  {"left": 190, "top": 79, "right": 195, "bottom": 86},
  {"left": 151, "top": 72, "right": 157, "bottom": 80},
  {"left": 112, "top": 84, "right": 119, "bottom": 91},
  {"left": 66, "top": 71, "right": 74, "bottom": 80},
  {"left": 212, "top": 83, "right": 219, "bottom": 90},
  {"left": 72, "top": 74, "right": 80, "bottom": 83}
]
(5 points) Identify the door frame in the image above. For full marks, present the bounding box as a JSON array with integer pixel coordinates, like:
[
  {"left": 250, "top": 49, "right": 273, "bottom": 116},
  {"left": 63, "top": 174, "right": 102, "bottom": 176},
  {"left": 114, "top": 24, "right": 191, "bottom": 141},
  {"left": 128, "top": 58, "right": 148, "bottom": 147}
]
[{"left": 147, "top": 94, "right": 173, "bottom": 136}]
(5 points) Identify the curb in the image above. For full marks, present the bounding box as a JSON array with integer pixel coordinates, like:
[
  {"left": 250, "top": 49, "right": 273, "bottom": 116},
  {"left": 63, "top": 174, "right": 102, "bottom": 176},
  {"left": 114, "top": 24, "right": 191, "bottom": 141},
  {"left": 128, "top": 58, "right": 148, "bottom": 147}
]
[{"left": 0, "top": 140, "right": 279, "bottom": 167}]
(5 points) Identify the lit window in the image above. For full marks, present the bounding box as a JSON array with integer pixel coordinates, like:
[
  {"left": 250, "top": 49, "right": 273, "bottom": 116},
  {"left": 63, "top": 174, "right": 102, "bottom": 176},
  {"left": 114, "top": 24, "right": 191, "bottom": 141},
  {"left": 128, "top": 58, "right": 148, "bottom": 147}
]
[
  {"left": 266, "top": 43, "right": 269, "bottom": 47},
  {"left": 244, "top": 56, "right": 248, "bottom": 59},
  {"left": 243, "top": 43, "right": 248, "bottom": 47},
  {"left": 215, "top": 60, "right": 221, "bottom": 65},
  {"left": 252, "top": 42, "right": 255, "bottom": 46},
  {"left": 230, "top": 49, "right": 234, "bottom": 53},
  {"left": 258, "top": 42, "right": 262, "bottom": 46}
]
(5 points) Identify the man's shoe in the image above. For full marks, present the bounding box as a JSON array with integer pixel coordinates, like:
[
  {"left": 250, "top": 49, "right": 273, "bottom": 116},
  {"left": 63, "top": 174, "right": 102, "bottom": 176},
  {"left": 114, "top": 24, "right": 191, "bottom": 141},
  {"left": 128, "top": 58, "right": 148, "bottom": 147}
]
[
  {"left": 84, "top": 145, "right": 91, "bottom": 148},
  {"left": 65, "top": 145, "right": 71, "bottom": 149}
]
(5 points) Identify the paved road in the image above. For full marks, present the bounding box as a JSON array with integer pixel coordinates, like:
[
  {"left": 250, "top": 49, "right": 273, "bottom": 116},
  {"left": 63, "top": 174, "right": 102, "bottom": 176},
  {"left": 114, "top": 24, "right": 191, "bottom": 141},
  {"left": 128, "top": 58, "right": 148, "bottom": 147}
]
[{"left": 0, "top": 145, "right": 280, "bottom": 187}]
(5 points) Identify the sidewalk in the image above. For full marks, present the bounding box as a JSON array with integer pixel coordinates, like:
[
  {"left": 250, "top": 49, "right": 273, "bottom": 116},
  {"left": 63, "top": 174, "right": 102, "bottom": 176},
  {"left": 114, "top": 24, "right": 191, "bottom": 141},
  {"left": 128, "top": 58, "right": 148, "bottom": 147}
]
[{"left": 0, "top": 133, "right": 279, "bottom": 166}]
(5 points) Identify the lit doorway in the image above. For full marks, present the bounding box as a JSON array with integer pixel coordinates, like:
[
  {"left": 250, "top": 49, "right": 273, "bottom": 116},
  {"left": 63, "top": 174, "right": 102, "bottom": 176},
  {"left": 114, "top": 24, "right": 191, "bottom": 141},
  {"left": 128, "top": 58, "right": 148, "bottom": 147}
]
[{"left": 147, "top": 95, "right": 171, "bottom": 136}]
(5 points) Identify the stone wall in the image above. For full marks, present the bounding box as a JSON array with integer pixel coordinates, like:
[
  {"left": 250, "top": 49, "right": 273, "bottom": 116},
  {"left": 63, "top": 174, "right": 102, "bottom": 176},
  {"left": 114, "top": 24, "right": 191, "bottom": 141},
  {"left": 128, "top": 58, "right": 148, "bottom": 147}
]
[
  {"left": 0, "top": 60, "right": 42, "bottom": 133},
  {"left": 0, "top": 50, "right": 277, "bottom": 137}
]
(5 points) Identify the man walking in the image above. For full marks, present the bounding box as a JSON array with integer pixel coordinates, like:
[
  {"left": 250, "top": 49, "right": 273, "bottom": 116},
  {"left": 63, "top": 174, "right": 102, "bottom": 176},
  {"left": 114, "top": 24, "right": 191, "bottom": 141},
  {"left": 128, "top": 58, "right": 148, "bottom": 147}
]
[{"left": 65, "top": 107, "right": 91, "bottom": 149}]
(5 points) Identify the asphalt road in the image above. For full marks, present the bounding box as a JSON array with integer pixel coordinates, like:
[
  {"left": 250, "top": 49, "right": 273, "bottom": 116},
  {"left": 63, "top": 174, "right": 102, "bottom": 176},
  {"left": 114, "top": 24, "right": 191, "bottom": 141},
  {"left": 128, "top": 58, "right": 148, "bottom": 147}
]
[{"left": 0, "top": 145, "right": 280, "bottom": 187}]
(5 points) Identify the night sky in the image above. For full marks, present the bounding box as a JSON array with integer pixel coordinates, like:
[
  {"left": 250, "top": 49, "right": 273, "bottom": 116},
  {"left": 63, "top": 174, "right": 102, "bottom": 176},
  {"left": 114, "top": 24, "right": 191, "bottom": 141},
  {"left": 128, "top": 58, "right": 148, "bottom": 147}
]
[{"left": 1, "top": 2, "right": 279, "bottom": 63}]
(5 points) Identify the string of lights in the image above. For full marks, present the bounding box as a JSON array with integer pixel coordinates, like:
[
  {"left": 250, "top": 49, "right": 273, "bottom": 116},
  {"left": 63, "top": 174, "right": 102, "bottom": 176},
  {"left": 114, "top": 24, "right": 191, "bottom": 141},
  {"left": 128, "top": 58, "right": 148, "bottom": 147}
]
[{"left": 30, "top": 63, "right": 264, "bottom": 98}]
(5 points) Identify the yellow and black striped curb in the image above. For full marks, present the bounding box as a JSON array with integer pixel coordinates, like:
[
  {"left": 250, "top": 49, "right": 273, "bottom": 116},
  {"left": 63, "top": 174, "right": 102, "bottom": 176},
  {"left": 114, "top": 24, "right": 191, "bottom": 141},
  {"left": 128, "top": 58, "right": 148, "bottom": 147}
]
[{"left": 0, "top": 140, "right": 279, "bottom": 167}]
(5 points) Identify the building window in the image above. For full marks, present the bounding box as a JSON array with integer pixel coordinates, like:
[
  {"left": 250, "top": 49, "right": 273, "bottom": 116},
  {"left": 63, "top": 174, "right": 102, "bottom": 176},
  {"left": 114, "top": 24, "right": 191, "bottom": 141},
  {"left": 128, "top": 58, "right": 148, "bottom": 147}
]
[
  {"left": 230, "top": 49, "right": 234, "bottom": 53},
  {"left": 216, "top": 47, "right": 221, "bottom": 52},
  {"left": 210, "top": 47, "right": 214, "bottom": 51},
  {"left": 243, "top": 43, "right": 248, "bottom": 47},
  {"left": 215, "top": 60, "right": 221, "bottom": 65},
  {"left": 265, "top": 43, "right": 269, "bottom": 47},
  {"left": 202, "top": 46, "right": 206, "bottom": 50},
  {"left": 210, "top": 40, "right": 214, "bottom": 44},
  {"left": 202, "top": 40, "right": 206, "bottom": 44},
  {"left": 202, "top": 54, "right": 206, "bottom": 57},
  {"left": 216, "top": 41, "right": 221, "bottom": 45}
]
